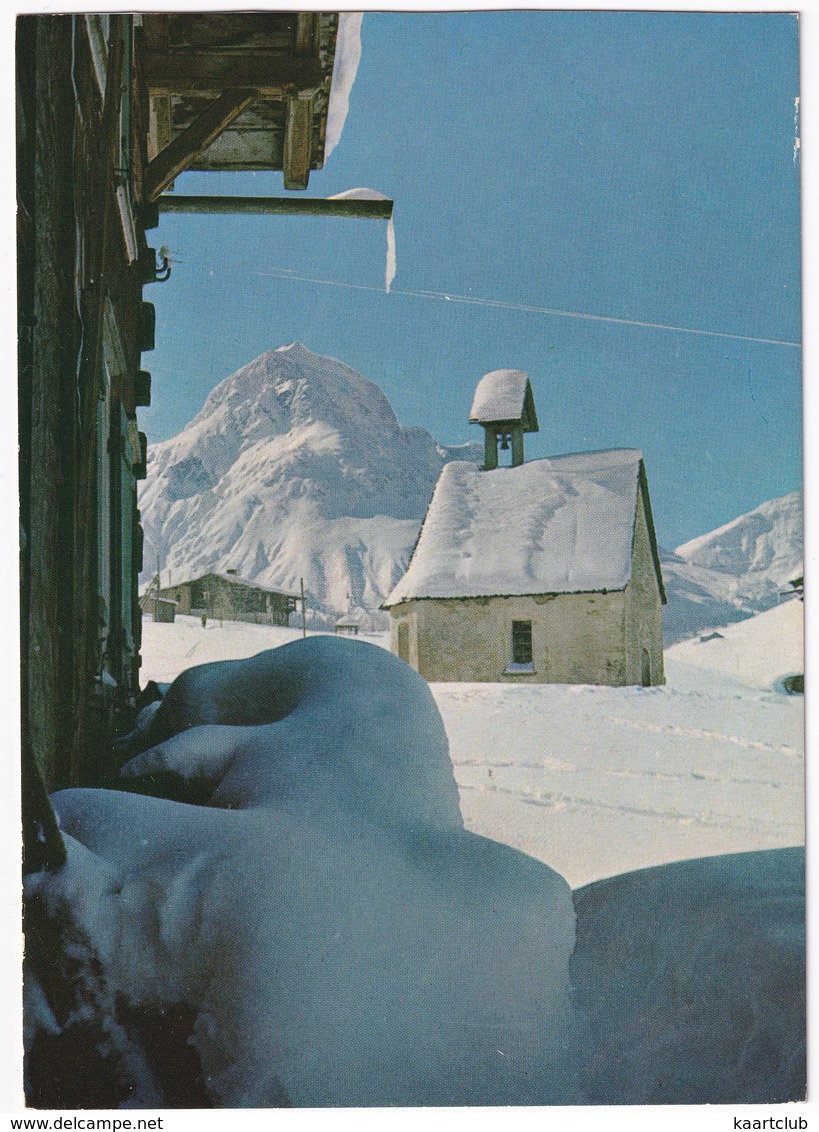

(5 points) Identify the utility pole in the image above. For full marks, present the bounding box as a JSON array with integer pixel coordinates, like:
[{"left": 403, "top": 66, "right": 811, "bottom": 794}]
[{"left": 300, "top": 578, "right": 307, "bottom": 638}]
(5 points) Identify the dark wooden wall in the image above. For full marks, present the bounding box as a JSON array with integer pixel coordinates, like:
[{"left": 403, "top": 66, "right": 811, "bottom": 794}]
[{"left": 18, "top": 16, "right": 151, "bottom": 793}]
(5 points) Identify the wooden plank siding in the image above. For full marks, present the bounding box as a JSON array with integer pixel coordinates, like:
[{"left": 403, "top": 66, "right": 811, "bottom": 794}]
[
  {"left": 144, "top": 88, "right": 258, "bottom": 200},
  {"left": 18, "top": 14, "right": 152, "bottom": 789}
]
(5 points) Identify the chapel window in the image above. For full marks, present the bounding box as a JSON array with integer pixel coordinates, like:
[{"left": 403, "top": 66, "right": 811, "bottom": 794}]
[{"left": 512, "top": 620, "right": 533, "bottom": 665}]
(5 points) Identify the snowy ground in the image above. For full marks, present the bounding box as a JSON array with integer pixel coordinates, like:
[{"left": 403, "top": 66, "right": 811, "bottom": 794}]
[
  {"left": 140, "top": 603, "right": 803, "bottom": 888},
  {"left": 665, "top": 594, "right": 803, "bottom": 690}
]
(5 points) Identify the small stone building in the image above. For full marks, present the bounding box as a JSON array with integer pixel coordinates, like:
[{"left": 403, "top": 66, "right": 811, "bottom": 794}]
[
  {"left": 383, "top": 372, "right": 666, "bottom": 686},
  {"left": 158, "top": 571, "right": 298, "bottom": 626}
]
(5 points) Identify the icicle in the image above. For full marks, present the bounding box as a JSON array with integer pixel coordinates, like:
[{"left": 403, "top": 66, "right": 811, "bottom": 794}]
[
  {"left": 329, "top": 188, "right": 396, "bottom": 293},
  {"left": 385, "top": 214, "right": 396, "bottom": 293}
]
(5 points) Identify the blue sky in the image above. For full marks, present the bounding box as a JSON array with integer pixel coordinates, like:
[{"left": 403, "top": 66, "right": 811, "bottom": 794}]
[{"left": 144, "top": 10, "right": 801, "bottom": 549}]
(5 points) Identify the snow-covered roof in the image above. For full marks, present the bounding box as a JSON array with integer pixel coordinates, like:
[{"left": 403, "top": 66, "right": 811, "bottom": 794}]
[
  {"left": 469, "top": 369, "right": 538, "bottom": 430},
  {"left": 384, "top": 450, "right": 652, "bottom": 605},
  {"left": 140, "top": 591, "right": 179, "bottom": 606},
  {"left": 163, "top": 571, "right": 300, "bottom": 600}
]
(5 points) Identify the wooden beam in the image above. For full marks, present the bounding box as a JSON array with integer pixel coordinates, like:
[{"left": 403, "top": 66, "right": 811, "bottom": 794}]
[
  {"left": 284, "top": 17, "right": 321, "bottom": 190},
  {"left": 283, "top": 95, "right": 313, "bottom": 190},
  {"left": 145, "top": 88, "right": 257, "bottom": 201},
  {"left": 145, "top": 50, "right": 324, "bottom": 96},
  {"left": 296, "top": 12, "right": 319, "bottom": 54},
  {"left": 141, "top": 14, "right": 169, "bottom": 53},
  {"left": 147, "top": 93, "right": 172, "bottom": 163},
  {"left": 22, "top": 746, "right": 66, "bottom": 874},
  {"left": 157, "top": 195, "right": 394, "bottom": 219}
]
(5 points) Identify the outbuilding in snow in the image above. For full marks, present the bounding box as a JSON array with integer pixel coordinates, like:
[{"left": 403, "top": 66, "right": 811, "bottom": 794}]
[
  {"left": 158, "top": 570, "right": 299, "bottom": 627},
  {"left": 383, "top": 373, "right": 666, "bottom": 686},
  {"left": 140, "top": 593, "right": 177, "bottom": 623}
]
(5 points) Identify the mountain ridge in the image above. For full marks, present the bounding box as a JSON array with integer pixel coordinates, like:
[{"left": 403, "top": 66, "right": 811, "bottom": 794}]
[{"left": 659, "top": 490, "right": 802, "bottom": 643}]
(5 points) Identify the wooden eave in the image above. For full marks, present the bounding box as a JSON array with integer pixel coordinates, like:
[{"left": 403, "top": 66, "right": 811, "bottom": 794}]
[
  {"left": 637, "top": 460, "right": 667, "bottom": 604},
  {"left": 521, "top": 379, "right": 539, "bottom": 433},
  {"left": 141, "top": 12, "right": 339, "bottom": 195}
]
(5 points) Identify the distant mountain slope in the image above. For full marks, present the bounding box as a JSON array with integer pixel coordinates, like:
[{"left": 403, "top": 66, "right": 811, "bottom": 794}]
[
  {"left": 660, "top": 491, "right": 803, "bottom": 644},
  {"left": 140, "top": 344, "right": 481, "bottom": 622},
  {"left": 675, "top": 491, "right": 803, "bottom": 600},
  {"left": 659, "top": 550, "right": 753, "bottom": 645}
]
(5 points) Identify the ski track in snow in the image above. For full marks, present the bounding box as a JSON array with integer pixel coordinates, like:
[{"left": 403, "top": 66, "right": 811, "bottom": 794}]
[
  {"left": 141, "top": 614, "right": 803, "bottom": 888},
  {"left": 458, "top": 778, "right": 784, "bottom": 832},
  {"left": 601, "top": 716, "right": 799, "bottom": 756}
]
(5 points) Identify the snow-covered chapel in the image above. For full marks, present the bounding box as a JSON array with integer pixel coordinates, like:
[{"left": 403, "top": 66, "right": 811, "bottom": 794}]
[{"left": 383, "top": 369, "right": 667, "bottom": 685}]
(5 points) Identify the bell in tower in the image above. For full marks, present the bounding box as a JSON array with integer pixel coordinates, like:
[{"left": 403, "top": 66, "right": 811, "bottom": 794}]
[{"left": 469, "top": 369, "right": 539, "bottom": 470}]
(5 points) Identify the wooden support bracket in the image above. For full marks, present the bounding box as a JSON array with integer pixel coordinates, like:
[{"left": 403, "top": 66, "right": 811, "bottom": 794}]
[
  {"left": 283, "top": 94, "right": 313, "bottom": 190},
  {"left": 145, "top": 88, "right": 257, "bottom": 201},
  {"left": 147, "top": 92, "right": 172, "bottom": 163}
]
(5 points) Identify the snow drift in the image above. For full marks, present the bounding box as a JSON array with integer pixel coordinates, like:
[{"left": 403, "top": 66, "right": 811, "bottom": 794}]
[
  {"left": 25, "top": 635, "right": 805, "bottom": 1107},
  {"left": 27, "top": 637, "right": 577, "bottom": 1108},
  {"left": 666, "top": 597, "right": 803, "bottom": 692},
  {"left": 572, "top": 847, "right": 805, "bottom": 1104},
  {"left": 27, "top": 581, "right": 805, "bottom": 1105}
]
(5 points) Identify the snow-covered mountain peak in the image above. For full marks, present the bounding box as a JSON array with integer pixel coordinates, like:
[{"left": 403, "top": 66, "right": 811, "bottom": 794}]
[
  {"left": 140, "top": 346, "right": 482, "bottom": 620},
  {"left": 186, "top": 343, "right": 402, "bottom": 447}
]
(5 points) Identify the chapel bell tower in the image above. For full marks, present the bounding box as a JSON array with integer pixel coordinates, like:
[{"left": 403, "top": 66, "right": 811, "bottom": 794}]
[{"left": 469, "top": 368, "right": 539, "bottom": 469}]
